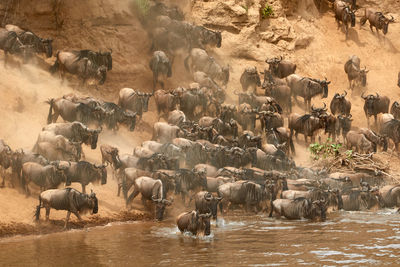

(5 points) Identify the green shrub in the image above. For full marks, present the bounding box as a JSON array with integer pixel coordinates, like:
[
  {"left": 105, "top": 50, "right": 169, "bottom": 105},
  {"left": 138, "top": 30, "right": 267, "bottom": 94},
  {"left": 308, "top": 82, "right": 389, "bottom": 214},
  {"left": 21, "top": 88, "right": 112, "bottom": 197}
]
[
  {"left": 308, "top": 138, "right": 343, "bottom": 160},
  {"left": 133, "top": 0, "right": 150, "bottom": 17},
  {"left": 261, "top": 3, "right": 274, "bottom": 19}
]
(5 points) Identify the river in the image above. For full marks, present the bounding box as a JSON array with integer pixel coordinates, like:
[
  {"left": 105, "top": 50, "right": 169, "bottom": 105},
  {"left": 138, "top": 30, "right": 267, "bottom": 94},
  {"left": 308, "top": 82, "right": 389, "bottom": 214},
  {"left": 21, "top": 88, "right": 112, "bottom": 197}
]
[{"left": 1, "top": 210, "right": 399, "bottom": 266}]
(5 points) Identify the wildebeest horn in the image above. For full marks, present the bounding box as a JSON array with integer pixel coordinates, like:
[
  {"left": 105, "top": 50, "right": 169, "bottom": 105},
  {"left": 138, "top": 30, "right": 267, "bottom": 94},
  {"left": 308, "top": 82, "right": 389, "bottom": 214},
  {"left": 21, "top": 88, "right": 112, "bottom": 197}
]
[
  {"left": 311, "top": 104, "right": 316, "bottom": 111},
  {"left": 204, "top": 193, "right": 212, "bottom": 201},
  {"left": 376, "top": 93, "right": 380, "bottom": 98},
  {"left": 199, "top": 213, "right": 212, "bottom": 218},
  {"left": 389, "top": 15, "right": 395, "bottom": 22},
  {"left": 348, "top": 114, "right": 352, "bottom": 118},
  {"left": 343, "top": 90, "right": 347, "bottom": 97},
  {"left": 361, "top": 92, "right": 367, "bottom": 99},
  {"left": 151, "top": 196, "right": 161, "bottom": 202},
  {"left": 233, "top": 90, "right": 239, "bottom": 95},
  {"left": 266, "top": 58, "right": 273, "bottom": 64},
  {"left": 108, "top": 48, "right": 113, "bottom": 54},
  {"left": 322, "top": 103, "right": 327, "bottom": 110}
]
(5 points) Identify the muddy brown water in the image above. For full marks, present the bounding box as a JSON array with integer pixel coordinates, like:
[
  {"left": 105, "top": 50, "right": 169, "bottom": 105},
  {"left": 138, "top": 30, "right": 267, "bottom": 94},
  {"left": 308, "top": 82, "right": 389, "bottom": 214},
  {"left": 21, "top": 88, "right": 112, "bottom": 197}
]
[{"left": 0, "top": 210, "right": 399, "bottom": 266}]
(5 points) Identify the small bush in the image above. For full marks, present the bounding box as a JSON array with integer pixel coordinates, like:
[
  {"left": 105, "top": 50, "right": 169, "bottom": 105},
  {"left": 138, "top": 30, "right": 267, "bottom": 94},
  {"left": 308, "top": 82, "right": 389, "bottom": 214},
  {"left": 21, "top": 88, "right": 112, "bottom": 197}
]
[
  {"left": 261, "top": 3, "right": 274, "bottom": 19},
  {"left": 308, "top": 138, "right": 343, "bottom": 160}
]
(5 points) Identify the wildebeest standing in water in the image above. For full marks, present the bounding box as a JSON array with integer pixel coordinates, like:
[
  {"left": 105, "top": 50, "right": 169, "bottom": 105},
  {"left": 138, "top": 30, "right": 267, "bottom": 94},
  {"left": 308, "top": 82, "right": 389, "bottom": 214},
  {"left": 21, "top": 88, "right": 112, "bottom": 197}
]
[
  {"left": 361, "top": 92, "right": 390, "bottom": 128},
  {"left": 149, "top": 51, "right": 172, "bottom": 91},
  {"left": 333, "top": 1, "right": 356, "bottom": 38},
  {"left": 360, "top": 8, "right": 394, "bottom": 36},
  {"left": 176, "top": 210, "right": 212, "bottom": 236},
  {"left": 344, "top": 55, "right": 368, "bottom": 90},
  {"left": 271, "top": 198, "right": 327, "bottom": 221},
  {"left": 50, "top": 50, "right": 108, "bottom": 88},
  {"left": 194, "top": 191, "right": 223, "bottom": 221},
  {"left": 35, "top": 188, "right": 98, "bottom": 228}
]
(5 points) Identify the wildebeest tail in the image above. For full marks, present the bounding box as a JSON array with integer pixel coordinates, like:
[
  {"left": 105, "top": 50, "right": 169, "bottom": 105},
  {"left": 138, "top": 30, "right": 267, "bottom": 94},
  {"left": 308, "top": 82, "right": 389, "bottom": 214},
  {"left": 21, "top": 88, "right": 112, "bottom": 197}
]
[
  {"left": 46, "top": 98, "right": 55, "bottom": 124},
  {"left": 34, "top": 195, "right": 42, "bottom": 221},
  {"left": 49, "top": 51, "right": 60, "bottom": 74},
  {"left": 360, "top": 9, "right": 367, "bottom": 26},
  {"left": 289, "top": 133, "right": 295, "bottom": 155}
]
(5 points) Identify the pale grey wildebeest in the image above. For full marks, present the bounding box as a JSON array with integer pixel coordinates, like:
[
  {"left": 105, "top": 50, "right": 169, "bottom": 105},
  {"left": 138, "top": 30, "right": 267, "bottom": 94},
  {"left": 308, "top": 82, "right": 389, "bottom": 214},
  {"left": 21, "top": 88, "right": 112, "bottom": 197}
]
[
  {"left": 118, "top": 88, "right": 153, "bottom": 121},
  {"left": 344, "top": 55, "right": 368, "bottom": 90},
  {"left": 50, "top": 50, "right": 107, "bottom": 87},
  {"left": 184, "top": 48, "right": 229, "bottom": 87},
  {"left": 35, "top": 188, "right": 98, "bottom": 228},
  {"left": 149, "top": 50, "right": 172, "bottom": 91}
]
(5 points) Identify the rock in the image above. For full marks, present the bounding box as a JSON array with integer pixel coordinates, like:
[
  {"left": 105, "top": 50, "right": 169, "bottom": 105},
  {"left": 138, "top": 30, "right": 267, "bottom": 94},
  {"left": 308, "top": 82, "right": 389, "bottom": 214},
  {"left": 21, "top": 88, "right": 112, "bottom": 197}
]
[{"left": 294, "top": 34, "right": 313, "bottom": 49}]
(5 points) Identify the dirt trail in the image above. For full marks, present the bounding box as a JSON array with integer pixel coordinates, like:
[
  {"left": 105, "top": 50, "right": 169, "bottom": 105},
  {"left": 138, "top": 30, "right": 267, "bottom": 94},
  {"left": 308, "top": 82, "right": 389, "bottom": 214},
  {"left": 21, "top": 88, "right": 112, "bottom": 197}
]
[{"left": 0, "top": 0, "right": 399, "bottom": 237}]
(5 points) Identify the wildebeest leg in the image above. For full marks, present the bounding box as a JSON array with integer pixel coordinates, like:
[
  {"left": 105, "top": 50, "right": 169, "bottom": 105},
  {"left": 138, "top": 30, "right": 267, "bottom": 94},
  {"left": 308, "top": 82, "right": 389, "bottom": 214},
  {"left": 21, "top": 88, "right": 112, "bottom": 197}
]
[
  {"left": 3, "top": 51, "right": 8, "bottom": 68},
  {"left": 45, "top": 207, "right": 50, "bottom": 221},
  {"left": 64, "top": 211, "right": 71, "bottom": 228},
  {"left": 369, "top": 23, "right": 374, "bottom": 33},
  {"left": 153, "top": 71, "right": 158, "bottom": 92},
  {"left": 81, "top": 184, "right": 86, "bottom": 194},
  {"left": 126, "top": 189, "right": 140, "bottom": 206},
  {"left": 1, "top": 169, "right": 5, "bottom": 187}
]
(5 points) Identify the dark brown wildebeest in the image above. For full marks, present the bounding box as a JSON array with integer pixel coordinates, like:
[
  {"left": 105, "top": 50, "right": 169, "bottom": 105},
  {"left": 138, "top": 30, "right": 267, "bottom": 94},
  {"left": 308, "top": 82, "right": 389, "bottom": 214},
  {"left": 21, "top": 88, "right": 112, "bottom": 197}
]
[
  {"left": 333, "top": 1, "right": 356, "bottom": 38},
  {"left": 100, "top": 102, "right": 137, "bottom": 132},
  {"left": 258, "top": 111, "right": 284, "bottom": 133},
  {"left": 380, "top": 118, "right": 400, "bottom": 152},
  {"left": 272, "top": 198, "right": 327, "bottom": 221},
  {"left": 176, "top": 210, "right": 212, "bottom": 236},
  {"left": 184, "top": 48, "right": 229, "bottom": 87},
  {"left": 390, "top": 101, "right": 400, "bottom": 120},
  {"left": 337, "top": 114, "right": 353, "bottom": 141},
  {"left": 344, "top": 55, "right": 368, "bottom": 90},
  {"left": 195, "top": 191, "right": 223, "bottom": 220},
  {"left": 149, "top": 51, "right": 172, "bottom": 91},
  {"left": 289, "top": 113, "right": 325, "bottom": 144},
  {"left": 286, "top": 74, "right": 330, "bottom": 111},
  {"left": 345, "top": 130, "right": 374, "bottom": 153},
  {"left": 358, "top": 127, "right": 387, "bottom": 152},
  {"left": 262, "top": 69, "right": 292, "bottom": 113},
  {"left": 35, "top": 188, "right": 98, "bottom": 228},
  {"left": 126, "top": 176, "right": 172, "bottom": 220},
  {"left": 21, "top": 162, "right": 68, "bottom": 196},
  {"left": 266, "top": 127, "right": 295, "bottom": 155},
  {"left": 154, "top": 89, "right": 180, "bottom": 121},
  {"left": 240, "top": 67, "right": 261, "bottom": 93},
  {"left": 361, "top": 92, "right": 390, "bottom": 128},
  {"left": 341, "top": 189, "right": 380, "bottom": 211},
  {"left": 360, "top": 8, "right": 394, "bottom": 36},
  {"left": 265, "top": 56, "right": 296, "bottom": 78},
  {"left": 235, "top": 103, "right": 257, "bottom": 132},
  {"left": 64, "top": 161, "right": 107, "bottom": 194},
  {"left": 178, "top": 89, "right": 208, "bottom": 121},
  {"left": 118, "top": 88, "right": 153, "bottom": 121},
  {"left": 330, "top": 91, "right": 351, "bottom": 115},
  {"left": 50, "top": 50, "right": 107, "bottom": 86},
  {"left": 378, "top": 185, "right": 400, "bottom": 211}
]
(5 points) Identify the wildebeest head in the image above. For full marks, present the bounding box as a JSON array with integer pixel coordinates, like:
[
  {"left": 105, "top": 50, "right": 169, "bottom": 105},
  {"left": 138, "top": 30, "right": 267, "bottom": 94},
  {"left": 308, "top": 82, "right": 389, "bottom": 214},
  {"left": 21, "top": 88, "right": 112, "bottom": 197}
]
[
  {"left": 152, "top": 196, "right": 173, "bottom": 221},
  {"left": 359, "top": 67, "right": 368, "bottom": 87},
  {"left": 102, "top": 49, "right": 112, "bottom": 70},
  {"left": 138, "top": 92, "right": 153, "bottom": 112},
  {"left": 378, "top": 14, "right": 394, "bottom": 35},
  {"left": 361, "top": 92, "right": 378, "bottom": 114},
  {"left": 266, "top": 56, "right": 282, "bottom": 76},
  {"left": 108, "top": 147, "right": 122, "bottom": 169},
  {"left": 337, "top": 114, "right": 353, "bottom": 134},
  {"left": 41, "top": 38, "right": 53, "bottom": 58},
  {"left": 310, "top": 199, "right": 327, "bottom": 221},
  {"left": 311, "top": 103, "right": 328, "bottom": 117},
  {"left": 87, "top": 129, "right": 100, "bottom": 149},
  {"left": 123, "top": 110, "right": 137, "bottom": 131},
  {"left": 88, "top": 190, "right": 98, "bottom": 214},
  {"left": 319, "top": 78, "right": 331, "bottom": 98},
  {"left": 204, "top": 192, "right": 223, "bottom": 219},
  {"left": 94, "top": 164, "right": 107, "bottom": 185},
  {"left": 198, "top": 212, "right": 212, "bottom": 235}
]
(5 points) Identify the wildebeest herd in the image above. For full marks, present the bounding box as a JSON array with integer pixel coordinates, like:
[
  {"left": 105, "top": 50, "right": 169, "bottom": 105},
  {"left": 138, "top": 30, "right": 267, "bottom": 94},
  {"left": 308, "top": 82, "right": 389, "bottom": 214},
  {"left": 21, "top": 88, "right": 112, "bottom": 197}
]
[{"left": 0, "top": 2, "right": 400, "bottom": 236}]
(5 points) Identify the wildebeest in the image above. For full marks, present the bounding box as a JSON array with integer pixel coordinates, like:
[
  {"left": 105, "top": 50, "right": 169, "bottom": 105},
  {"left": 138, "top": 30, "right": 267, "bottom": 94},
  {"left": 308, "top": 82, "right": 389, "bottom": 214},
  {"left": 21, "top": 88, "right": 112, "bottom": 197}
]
[
  {"left": 378, "top": 185, "right": 400, "bottom": 211},
  {"left": 265, "top": 56, "right": 296, "bottom": 78},
  {"left": 0, "top": 28, "right": 33, "bottom": 65},
  {"left": 361, "top": 92, "right": 390, "bottom": 128},
  {"left": 258, "top": 111, "right": 284, "bottom": 133},
  {"left": 344, "top": 55, "right": 368, "bottom": 90},
  {"left": 358, "top": 127, "right": 387, "bottom": 152},
  {"left": 240, "top": 67, "right": 261, "bottom": 93},
  {"left": 176, "top": 210, "right": 212, "bottom": 236},
  {"left": 101, "top": 102, "right": 137, "bottom": 131},
  {"left": 126, "top": 176, "right": 172, "bottom": 220},
  {"left": 266, "top": 127, "right": 295, "bottom": 155},
  {"left": 35, "top": 131, "right": 82, "bottom": 160},
  {"left": 337, "top": 114, "right": 353, "bottom": 141},
  {"left": 0, "top": 140, "right": 12, "bottom": 186},
  {"left": 235, "top": 103, "right": 257, "bottom": 132},
  {"left": 217, "top": 181, "right": 268, "bottom": 213},
  {"left": 43, "top": 122, "right": 100, "bottom": 149},
  {"left": 65, "top": 161, "right": 107, "bottom": 193},
  {"left": 154, "top": 90, "right": 180, "bottom": 121},
  {"left": 345, "top": 130, "right": 374, "bottom": 153},
  {"left": 289, "top": 113, "right": 325, "bottom": 144},
  {"left": 184, "top": 48, "right": 229, "bottom": 87},
  {"left": 100, "top": 144, "right": 122, "bottom": 170},
  {"left": 380, "top": 117, "right": 400, "bottom": 152},
  {"left": 271, "top": 198, "right": 326, "bottom": 221},
  {"left": 50, "top": 50, "right": 107, "bottom": 86},
  {"left": 35, "top": 188, "right": 98, "bottom": 228},
  {"left": 360, "top": 8, "right": 394, "bottom": 36},
  {"left": 281, "top": 189, "right": 343, "bottom": 212},
  {"left": 149, "top": 51, "right": 172, "bottom": 91},
  {"left": 168, "top": 110, "right": 186, "bottom": 126},
  {"left": 152, "top": 122, "right": 182, "bottom": 143},
  {"left": 178, "top": 89, "right": 207, "bottom": 120},
  {"left": 333, "top": 1, "right": 356, "bottom": 38},
  {"left": 21, "top": 162, "right": 67, "bottom": 195},
  {"left": 6, "top": 25, "right": 53, "bottom": 58},
  {"left": 330, "top": 91, "right": 351, "bottom": 115},
  {"left": 118, "top": 88, "right": 153, "bottom": 120},
  {"left": 147, "top": 2, "right": 184, "bottom": 21},
  {"left": 390, "top": 101, "right": 400, "bottom": 120},
  {"left": 286, "top": 74, "right": 330, "bottom": 111},
  {"left": 262, "top": 70, "right": 292, "bottom": 113},
  {"left": 341, "top": 189, "right": 380, "bottom": 211}
]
